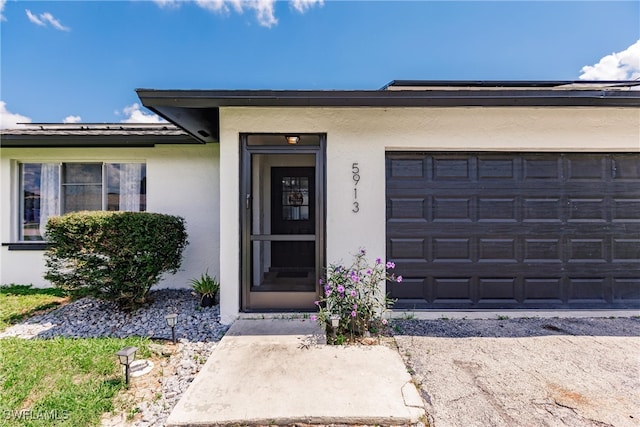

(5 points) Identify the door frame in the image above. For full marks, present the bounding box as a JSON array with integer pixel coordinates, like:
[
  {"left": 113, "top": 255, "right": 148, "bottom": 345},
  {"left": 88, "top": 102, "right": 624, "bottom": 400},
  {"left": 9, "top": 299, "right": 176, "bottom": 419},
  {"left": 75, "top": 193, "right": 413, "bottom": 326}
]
[{"left": 240, "top": 133, "right": 326, "bottom": 311}]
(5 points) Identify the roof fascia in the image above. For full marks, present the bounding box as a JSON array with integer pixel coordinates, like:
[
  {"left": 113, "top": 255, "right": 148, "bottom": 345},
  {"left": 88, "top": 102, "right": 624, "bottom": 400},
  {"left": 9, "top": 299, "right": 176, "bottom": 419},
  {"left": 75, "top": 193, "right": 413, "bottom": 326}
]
[
  {"left": 1, "top": 134, "right": 198, "bottom": 148},
  {"left": 137, "top": 88, "right": 640, "bottom": 108}
]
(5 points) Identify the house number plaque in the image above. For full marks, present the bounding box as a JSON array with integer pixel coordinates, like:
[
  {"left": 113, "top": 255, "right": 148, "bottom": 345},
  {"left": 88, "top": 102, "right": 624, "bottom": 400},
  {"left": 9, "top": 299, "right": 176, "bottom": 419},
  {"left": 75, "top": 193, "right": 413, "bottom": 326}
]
[{"left": 352, "top": 162, "right": 360, "bottom": 213}]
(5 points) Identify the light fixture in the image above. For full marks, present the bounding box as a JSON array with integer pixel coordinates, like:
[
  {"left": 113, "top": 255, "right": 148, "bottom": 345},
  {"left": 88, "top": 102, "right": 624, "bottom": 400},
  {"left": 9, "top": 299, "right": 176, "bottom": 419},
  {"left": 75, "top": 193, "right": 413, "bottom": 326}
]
[
  {"left": 330, "top": 314, "right": 340, "bottom": 328},
  {"left": 116, "top": 346, "right": 138, "bottom": 387},
  {"left": 165, "top": 313, "right": 178, "bottom": 344},
  {"left": 285, "top": 135, "right": 300, "bottom": 145}
]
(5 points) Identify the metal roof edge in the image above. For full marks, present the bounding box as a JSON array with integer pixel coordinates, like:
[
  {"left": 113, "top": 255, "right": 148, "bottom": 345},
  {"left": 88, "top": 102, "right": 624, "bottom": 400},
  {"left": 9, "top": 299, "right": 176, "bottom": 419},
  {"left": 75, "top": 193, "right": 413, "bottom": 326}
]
[{"left": 0, "top": 132, "right": 199, "bottom": 148}]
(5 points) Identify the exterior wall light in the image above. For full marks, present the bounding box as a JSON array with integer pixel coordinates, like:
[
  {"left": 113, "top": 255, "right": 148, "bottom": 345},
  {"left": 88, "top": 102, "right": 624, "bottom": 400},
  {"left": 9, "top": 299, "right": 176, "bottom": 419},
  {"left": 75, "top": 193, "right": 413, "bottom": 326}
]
[
  {"left": 116, "top": 346, "right": 138, "bottom": 387},
  {"left": 285, "top": 135, "right": 300, "bottom": 145},
  {"left": 165, "top": 313, "right": 178, "bottom": 344}
]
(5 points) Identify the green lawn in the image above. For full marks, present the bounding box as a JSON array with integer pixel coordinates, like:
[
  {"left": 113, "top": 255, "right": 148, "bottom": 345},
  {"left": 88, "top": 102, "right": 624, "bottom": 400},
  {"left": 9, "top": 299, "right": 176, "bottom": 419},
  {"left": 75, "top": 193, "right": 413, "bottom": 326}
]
[
  {"left": 0, "top": 285, "right": 67, "bottom": 332},
  {"left": 0, "top": 284, "right": 151, "bottom": 426}
]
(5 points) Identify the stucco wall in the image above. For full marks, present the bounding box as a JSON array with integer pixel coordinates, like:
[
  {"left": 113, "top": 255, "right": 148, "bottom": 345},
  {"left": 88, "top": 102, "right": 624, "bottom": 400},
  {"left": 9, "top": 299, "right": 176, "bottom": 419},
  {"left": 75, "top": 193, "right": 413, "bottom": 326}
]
[
  {"left": 218, "top": 106, "right": 640, "bottom": 322},
  {"left": 0, "top": 144, "right": 220, "bottom": 290}
]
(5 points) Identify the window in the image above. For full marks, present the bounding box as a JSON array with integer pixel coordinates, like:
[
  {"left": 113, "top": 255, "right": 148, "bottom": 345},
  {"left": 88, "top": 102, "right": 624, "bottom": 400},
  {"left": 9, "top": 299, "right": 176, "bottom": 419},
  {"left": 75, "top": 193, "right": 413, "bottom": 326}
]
[
  {"left": 20, "top": 162, "right": 146, "bottom": 241},
  {"left": 281, "top": 176, "right": 309, "bottom": 221}
]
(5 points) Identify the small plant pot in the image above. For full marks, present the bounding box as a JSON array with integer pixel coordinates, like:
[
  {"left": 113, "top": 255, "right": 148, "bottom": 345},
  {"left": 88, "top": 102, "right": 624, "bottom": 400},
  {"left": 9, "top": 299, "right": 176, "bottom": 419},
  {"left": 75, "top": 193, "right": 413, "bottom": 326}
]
[{"left": 200, "top": 295, "right": 216, "bottom": 307}]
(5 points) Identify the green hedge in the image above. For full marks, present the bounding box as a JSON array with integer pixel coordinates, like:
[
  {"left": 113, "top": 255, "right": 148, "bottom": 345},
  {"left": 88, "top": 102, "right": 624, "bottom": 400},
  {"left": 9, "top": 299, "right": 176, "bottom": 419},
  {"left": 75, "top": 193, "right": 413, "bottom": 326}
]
[{"left": 44, "top": 211, "right": 188, "bottom": 310}]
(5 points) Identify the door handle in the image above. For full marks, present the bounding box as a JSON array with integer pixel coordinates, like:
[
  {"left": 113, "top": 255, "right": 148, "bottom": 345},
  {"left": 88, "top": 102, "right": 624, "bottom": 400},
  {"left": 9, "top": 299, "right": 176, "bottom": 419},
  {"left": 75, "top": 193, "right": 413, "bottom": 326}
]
[{"left": 246, "top": 194, "right": 251, "bottom": 209}]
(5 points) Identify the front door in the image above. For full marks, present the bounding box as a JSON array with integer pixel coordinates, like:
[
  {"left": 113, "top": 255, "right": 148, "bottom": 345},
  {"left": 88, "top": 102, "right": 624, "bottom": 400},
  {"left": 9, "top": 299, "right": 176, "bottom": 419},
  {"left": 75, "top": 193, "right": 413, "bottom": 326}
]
[{"left": 241, "top": 134, "right": 325, "bottom": 311}]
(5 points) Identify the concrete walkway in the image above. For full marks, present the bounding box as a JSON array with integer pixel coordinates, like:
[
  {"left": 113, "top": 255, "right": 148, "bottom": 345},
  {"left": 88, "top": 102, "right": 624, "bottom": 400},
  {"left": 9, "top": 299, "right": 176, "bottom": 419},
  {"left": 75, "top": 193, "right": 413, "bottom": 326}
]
[{"left": 166, "top": 319, "right": 425, "bottom": 426}]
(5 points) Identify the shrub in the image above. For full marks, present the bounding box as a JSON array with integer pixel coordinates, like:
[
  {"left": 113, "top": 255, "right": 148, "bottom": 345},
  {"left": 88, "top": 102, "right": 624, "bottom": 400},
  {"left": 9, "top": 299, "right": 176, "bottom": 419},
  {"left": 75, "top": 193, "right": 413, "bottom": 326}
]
[
  {"left": 313, "top": 248, "right": 402, "bottom": 343},
  {"left": 44, "top": 211, "right": 188, "bottom": 310}
]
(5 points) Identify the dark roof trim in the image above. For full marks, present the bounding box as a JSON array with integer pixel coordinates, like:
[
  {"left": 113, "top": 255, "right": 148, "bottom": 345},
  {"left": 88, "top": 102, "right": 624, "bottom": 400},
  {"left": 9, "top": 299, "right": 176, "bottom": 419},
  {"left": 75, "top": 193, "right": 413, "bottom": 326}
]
[
  {"left": 1, "top": 124, "right": 198, "bottom": 147},
  {"left": 382, "top": 80, "right": 640, "bottom": 89},
  {"left": 136, "top": 82, "right": 640, "bottom": 143},
  {"left": 137, "top": 87, "right": 640, "bottom": 109},
  {"left": 0, "top": 134, "right": 196, "bottom": 148}
]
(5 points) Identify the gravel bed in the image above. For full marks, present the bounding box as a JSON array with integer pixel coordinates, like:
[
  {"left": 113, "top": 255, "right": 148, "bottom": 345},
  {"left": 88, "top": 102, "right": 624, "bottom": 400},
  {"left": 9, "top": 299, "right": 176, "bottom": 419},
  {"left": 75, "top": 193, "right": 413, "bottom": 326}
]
[
  {"left": 392, "top": 316, "right": 640, "bottom": 338},
  {"left": 0, "top": 289, "right": 228, "bottom": 427},
  {"left": 0, "top": 288, "right": 227, "bottom": 341}
]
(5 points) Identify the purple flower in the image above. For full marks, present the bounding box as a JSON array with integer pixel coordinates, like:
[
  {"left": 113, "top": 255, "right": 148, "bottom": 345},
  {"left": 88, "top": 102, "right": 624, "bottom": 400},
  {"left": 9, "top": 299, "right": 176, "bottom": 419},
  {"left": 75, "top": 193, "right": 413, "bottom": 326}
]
[
  {"left": 351, "top": 275, "right": 360, "bottom": 283},
  {"left": 360, "top": 248, "right": 366, "bottom": 255},
  {"left": 366, "top": 269, "right": 372, "bottom": 275},
  {"left": 319, "top": 279, "right": 323, "bottom": 285},
  {"left": 350, "top": 290, "right": 357, "bottom": 297},
  {"left": 325, "top": 289, "right": 332, "bottom": 297},
  {"left": 351, "top": 310, "right": 357, "bottom": 317},
  {"left": 386, "top": 261, "right": 396, "bottom": 269},
  {"left": 375, "top": 257, "right": 382, "bottom": 264},
  {"left": 382, "top": 318, "right": 388, "bottom": 325},
  {"left": 353, "top": 304, "right": 358, "bottom": 309},
  {"left": 314, "top": 300, "right": 320, "bottom": 306},
  {"left": 337, "top": 285, "right": 345, "bottom": 294},
  {"left": 397, "top": 275, "right": 403, "bottom": 283},
  {"left": 310, "top": 315, "right": 317, "bottom": 321}
]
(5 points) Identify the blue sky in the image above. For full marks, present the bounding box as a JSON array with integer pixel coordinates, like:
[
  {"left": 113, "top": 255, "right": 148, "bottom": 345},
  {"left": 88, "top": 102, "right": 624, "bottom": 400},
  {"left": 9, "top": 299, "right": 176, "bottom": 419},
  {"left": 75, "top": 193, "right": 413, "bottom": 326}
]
[{"left": 1, "top": 0, "right": 639, "bottom": 126}]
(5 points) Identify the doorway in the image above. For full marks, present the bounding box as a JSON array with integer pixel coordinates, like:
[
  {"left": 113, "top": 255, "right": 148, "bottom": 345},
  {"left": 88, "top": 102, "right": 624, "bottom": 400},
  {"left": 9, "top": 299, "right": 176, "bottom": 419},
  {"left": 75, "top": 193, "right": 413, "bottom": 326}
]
[{"left": 241, "top": 134, "right": 325, "bottom": 310}]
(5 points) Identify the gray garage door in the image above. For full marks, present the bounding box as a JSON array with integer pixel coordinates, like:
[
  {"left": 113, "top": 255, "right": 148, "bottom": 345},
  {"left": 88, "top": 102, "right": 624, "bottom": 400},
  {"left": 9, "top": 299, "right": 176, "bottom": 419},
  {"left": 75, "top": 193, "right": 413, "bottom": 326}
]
[{"left": 386, "top": 152, "right": 640, "bottom": 309}]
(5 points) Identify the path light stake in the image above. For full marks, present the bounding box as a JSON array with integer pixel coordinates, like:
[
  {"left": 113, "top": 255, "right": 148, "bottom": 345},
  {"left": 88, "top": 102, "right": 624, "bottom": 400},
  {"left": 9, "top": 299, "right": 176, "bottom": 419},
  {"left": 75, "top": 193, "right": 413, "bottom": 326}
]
[
  {"left": 116, "top": 346, "right": 138, "bottom": 387},
  {"left": 330, "top": 314, "right": 340, "bottom": 340},
  {"left": 165, "top": 313, "right": 178, "bottom": 344}
]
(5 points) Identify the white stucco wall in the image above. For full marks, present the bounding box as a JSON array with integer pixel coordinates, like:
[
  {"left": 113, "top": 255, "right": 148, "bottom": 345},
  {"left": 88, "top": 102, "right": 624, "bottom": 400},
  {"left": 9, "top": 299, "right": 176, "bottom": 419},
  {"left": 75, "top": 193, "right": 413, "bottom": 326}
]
[
  {"left": 0, "top": 144, "right": 220, "bottom": 290},
  {"left": 218, "top": 106, "right": 640, "bottom": 322}
]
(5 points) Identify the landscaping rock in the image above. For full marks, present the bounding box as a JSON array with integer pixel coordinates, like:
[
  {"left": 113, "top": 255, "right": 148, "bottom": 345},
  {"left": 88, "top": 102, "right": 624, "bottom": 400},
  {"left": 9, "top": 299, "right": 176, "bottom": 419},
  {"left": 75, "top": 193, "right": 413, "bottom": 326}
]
[{"left": 0, "top": 289, "right": 227, "bottom": 427}]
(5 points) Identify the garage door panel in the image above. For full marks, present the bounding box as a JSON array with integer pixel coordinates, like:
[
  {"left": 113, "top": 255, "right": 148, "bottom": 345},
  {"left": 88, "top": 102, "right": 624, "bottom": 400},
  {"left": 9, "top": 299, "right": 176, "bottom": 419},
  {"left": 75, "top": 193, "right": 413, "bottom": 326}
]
[
  {"left": 523, "top": 278, "right": 564, "bottom": 302},
  {"left": 389, "top": 158, "right": 426, "bottom": 178},
  {"left": 613, "top": 198, "right": 640, "bottom": 221},
  {"left": 388, "top": 197, "right": 427, "bottom": 220},
  {"left": 613, "top": 278, "right": 640, "bottom": 302},
  {"left": 433, "top": 198, "right": 472, "bottom": 221},
  {"left": 478, "top": 278, "right": 518, "bottom": 301},
  {"left": 523, "top": 157, "right": 562, "bottom": 180},
  {"left": 478, "top": 158, "right": 517, "bottom": 180},
  {"left": 568, "top": 198, "right": 607, "bottom": 222},
  {"left": 523, "top": 198, "right": 563, "bottom": 222},
  {"left": 386, "top": 152, "right": 640, "bottom": 309},
  {"left": 612, "top": 156, "right": 640, "bottom": 180},
  {"left": 568, "top": 239, "right": 607, "bottom": 262},
  {"left": 569, "top": 278, "right": 608, "bottom": 302},
  {"left": 566, "top": 155, "right": 608, "bottom": 181},
  {"left": 389, "top": 238, "right": 426, "bottom": 260}
]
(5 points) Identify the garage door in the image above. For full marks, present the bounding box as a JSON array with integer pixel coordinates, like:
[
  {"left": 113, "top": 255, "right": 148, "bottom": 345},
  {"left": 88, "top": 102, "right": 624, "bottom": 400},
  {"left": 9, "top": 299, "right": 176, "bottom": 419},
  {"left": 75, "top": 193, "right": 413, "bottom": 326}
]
[{"left": 386, "top": 152, "right": 640, "bottom": 309}]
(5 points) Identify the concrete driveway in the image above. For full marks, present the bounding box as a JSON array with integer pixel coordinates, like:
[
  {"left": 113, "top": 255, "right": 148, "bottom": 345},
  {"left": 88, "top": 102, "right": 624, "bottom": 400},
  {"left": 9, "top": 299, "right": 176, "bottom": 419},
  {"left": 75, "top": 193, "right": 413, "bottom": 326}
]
[{"left": 394, "top": 318, "right": 640, "bottom": 427}]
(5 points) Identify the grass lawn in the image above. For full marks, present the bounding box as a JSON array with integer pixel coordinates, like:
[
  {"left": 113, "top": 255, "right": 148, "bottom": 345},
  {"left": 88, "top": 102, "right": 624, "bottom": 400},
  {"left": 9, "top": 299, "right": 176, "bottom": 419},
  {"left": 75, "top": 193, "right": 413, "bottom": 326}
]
[
  {"left": 0, "top": 285, "right": 67, "bottom": 332},
  {"left": 0, "top": 284, "right": 151, "bottom": 426}
]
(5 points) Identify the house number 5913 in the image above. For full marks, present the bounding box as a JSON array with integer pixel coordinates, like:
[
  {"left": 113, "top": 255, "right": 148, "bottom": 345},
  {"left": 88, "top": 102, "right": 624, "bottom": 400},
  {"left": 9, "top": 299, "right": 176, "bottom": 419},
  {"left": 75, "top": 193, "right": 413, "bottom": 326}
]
[{"left": 352, "top": 162, "right": 360, "bottom": 213}]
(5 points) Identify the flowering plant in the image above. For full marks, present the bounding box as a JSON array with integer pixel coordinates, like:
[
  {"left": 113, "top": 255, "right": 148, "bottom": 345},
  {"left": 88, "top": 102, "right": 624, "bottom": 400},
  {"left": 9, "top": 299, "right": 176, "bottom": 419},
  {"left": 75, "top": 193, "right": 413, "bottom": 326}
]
[{"left": 313, "top": 248, "right": 402, "bottom": 342}]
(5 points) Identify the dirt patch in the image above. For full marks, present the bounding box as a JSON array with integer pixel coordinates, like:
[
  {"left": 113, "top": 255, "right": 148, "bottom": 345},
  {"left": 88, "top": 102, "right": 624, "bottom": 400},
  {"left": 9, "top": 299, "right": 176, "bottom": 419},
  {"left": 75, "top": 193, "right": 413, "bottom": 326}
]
[{"left": 102, "top": 343, "right": 177, "bottom": 426}]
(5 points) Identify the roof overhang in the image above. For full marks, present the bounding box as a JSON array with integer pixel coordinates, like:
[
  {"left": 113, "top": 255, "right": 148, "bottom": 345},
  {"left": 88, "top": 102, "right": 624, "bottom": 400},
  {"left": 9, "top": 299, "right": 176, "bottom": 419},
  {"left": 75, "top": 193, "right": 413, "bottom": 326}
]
[
  {"left": 0, "top": 124, "right": 197, "bottom": 148},
  {"left": 137, "top": 81, "right": 640, "bottom": 144}
]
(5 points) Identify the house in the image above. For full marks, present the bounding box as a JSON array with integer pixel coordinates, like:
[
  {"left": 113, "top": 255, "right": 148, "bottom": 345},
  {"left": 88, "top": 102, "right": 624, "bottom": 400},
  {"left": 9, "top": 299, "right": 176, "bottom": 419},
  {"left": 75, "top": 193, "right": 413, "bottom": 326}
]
[{"left": 2, "top": 80, "right": 639, "bottom": 323}]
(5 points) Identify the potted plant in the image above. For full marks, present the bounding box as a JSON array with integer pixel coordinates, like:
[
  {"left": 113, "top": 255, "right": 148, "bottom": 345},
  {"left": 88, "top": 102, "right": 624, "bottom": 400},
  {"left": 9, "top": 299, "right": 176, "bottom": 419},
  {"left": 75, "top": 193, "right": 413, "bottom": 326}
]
[{"left": 190, "top": 271, "right": 220, "bottom": 307}]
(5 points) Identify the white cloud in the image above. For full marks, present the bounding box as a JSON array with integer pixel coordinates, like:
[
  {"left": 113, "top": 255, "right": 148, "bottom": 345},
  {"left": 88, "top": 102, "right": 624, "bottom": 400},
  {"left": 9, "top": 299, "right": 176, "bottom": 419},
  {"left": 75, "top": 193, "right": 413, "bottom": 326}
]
[
  {"left": 1, "top": 0, "right": 7, "bottom": 21},
  {"left": 26, "top": 9, "right": 45, "bottom": 26},
  {"left": 291, "top": 0, "right": 323, "bottom": 13},
  {"left": 63, "top": 115, "right": 82, "bottom": 124},
  {"left": 40, "top": 12, "right": 70, "bottom": 31},
  {"left": 153, "top": 0, "right": 183, "bottom": 8},
  {"left": 0, "top": 101, "right": 32, "bottom": 129},
  {"left": 579, "top": 39, "right": 640, "bottom": 80},
  {"left": 152, "top": 0, "right": 322, "bottom": 27},
  {"left": 25, "top": 9, "right": 70, "bottom": 31},
  {"left": 120, "top": 103, "right": 166, "bottom": 124},
  {"left": 194, "top": 0, "right": 276, "bottom": 27}
]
